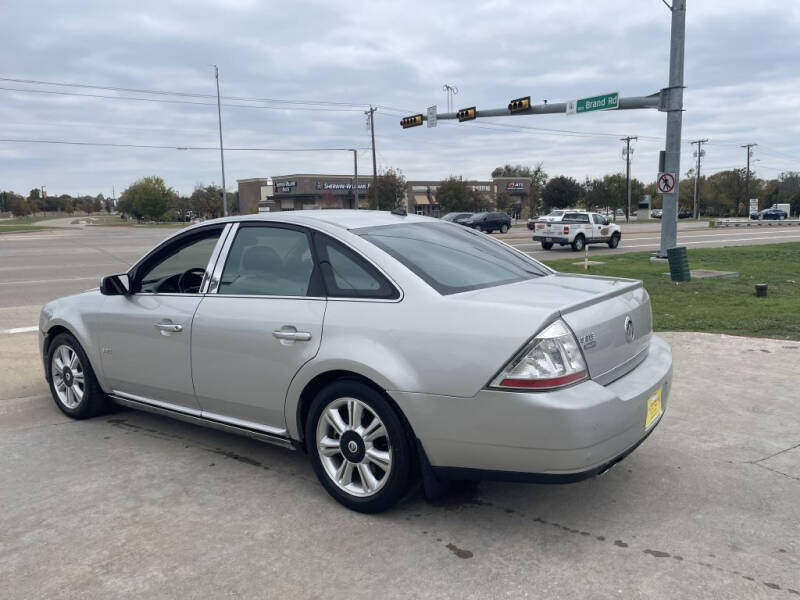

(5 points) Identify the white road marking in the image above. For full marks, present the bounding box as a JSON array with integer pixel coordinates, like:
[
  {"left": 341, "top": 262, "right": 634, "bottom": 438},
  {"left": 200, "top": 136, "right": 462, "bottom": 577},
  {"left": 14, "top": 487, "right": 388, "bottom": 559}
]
[{"left": 0, "top": 326, "right": 38, "bottom": 335}]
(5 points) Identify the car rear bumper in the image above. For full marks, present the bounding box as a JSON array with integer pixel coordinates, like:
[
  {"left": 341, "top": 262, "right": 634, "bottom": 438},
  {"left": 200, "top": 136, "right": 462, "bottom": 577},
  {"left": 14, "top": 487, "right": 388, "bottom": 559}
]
[
  {"left": 533, "top": 234, "right": 569, "bottom": 243},
  {"left": 392, "top": 334, "right": 672, "bottom": 480}
]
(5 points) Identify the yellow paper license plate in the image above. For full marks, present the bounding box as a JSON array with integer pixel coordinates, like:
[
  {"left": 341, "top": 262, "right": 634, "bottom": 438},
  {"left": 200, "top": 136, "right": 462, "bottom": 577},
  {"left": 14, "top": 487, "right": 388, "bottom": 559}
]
[{"left": 645, "top": 387, "right": 662, "bottom": 428}]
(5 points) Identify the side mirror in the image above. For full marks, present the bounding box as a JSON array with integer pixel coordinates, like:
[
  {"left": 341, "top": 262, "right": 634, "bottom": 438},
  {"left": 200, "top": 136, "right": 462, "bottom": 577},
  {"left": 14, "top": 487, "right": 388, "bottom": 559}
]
[{"left": 100, "top": 273, "right": 131, "bottom": 296}]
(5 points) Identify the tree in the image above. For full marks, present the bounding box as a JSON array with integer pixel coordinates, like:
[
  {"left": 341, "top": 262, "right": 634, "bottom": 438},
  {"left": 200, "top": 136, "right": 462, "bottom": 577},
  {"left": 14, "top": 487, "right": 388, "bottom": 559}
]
[
  {"left": 494, "top": 191, "right": 512, "bottom": 212},
  {"left": 190, "top": 184, "right": 223, "bottom": 219},
  {"left": 367, "top": 167, "right": 406, "bottom": 210},
  {"left": 491, "top": 164, "right": 533, "bottom": 178},
  {"left": 6, "top": 192, "right": 30, "bottom": 216},
  {"left": 435, "top": 177, "right": 471, "bottom": 213},
  {"left": 119, "top": 176, "right": 175, "bottom": 220},
  {"left": 582, "top": 177, "right": 607, "bottom": 210},
  {"left": 27, "top": 188, "right": 42, "bottom": 214},
  {"left": 542, "top": 176, "right": 582, "bottom": 210}
]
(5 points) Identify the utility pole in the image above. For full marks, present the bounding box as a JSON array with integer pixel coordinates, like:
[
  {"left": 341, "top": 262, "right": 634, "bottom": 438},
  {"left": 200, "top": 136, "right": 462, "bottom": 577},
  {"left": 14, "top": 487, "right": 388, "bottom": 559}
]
[
  {"left": 365, "top": 106, "right": 378, "bottom": 204},
  {"left": 690, "top": 138, "right": 707, "bottom": 219},
  {"left": 742, "top": 143, "right": 757, "bottom": 214},
  {"left": 212, "top": 65, "right": 228, "bottom": 217},
  {"left": 657, "top": 0, "right": 686, "bottom": 257},
  {"left": 443, "top": 84, "right": 458, "bottom": 113},
  {"left": 351, "top": 149, "right": 359, "bottom": 209},
  {"left": 41, "top": 185, "right": 47, "bottom": 215},
  {"left": 621, "top": 136, "right": 637, "bottom": 223}
]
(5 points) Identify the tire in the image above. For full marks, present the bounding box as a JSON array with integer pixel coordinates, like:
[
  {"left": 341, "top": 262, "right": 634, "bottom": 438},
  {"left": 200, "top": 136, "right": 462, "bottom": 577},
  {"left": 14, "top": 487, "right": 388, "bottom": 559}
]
[
  {"left": 780, "top": 215, "right": 786, "bottom": 220},
  {"left": 306, "top": 379, "right": 413, "bottom": 513},
  {"left": 571, "top": 234, "right": 585, "bottom": 252},
  {"left": 500, "top": 224, "right": 509, "bottom": 233},
  {"left": 541, "top": 241, "right": 553, "bottom": 250},
  {"left": 46, "top": 332, "right": 107, "bottom": 419},
  {"left": 608, "top": 232, "right": 621, "bottom": 249}
]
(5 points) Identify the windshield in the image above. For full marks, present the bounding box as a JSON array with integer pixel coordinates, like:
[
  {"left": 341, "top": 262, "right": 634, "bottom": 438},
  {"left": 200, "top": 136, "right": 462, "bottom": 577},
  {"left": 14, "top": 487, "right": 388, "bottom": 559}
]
[
  {"left": 468, "top": 212, "right": 487, "bottom": 220},
  {"left": 546, "top": 210, "right": 564, "bottom": 217},
  {"left": 355, "top": 222, "right": 550, "bottom": 295}
]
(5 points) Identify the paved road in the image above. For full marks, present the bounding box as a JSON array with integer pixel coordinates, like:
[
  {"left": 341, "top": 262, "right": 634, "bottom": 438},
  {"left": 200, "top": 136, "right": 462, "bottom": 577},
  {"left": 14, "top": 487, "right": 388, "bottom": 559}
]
[
  {"left": 497, "top": 221, "right": 800, "bottom": 260},
  {"left": 1, "top": 330, "right": 798, "bottom": 598}
]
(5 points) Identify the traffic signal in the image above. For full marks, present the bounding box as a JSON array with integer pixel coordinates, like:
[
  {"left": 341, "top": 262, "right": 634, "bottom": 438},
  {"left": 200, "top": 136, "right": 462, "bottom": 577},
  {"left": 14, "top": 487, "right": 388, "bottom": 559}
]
[
  {"left": 400, "top": 114, "right": 423, "bottom": 128},
  {"left": 508, "top": 96, "right": 530, "bottom": 113},
  {"left": 457, "top": 107, "right": 476, "bottom": 122}
]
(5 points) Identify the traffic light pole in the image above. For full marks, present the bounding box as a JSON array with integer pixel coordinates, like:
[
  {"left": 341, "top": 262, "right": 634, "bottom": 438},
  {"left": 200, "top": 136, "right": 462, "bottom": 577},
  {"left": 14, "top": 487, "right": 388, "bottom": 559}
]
[{"left": 656, "top": 0, "right": 685, "bottom": 257}]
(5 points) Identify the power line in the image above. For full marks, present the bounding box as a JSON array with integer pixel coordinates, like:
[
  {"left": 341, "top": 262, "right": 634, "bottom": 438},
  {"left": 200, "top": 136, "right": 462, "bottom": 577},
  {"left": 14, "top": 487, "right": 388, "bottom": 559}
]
[
  {"left": 0, "top": 138, "right": 368, "bottom": 151},
  {"left": 0, "top": 85, "right": 366, "bottom": 112},
  {"left": 0, "top": 75, "right": 370, "bottom": 108}
]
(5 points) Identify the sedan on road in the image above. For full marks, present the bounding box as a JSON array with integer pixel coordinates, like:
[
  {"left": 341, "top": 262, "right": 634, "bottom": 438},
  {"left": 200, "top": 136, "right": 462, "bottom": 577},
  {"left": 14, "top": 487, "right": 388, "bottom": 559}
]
[
  {"left": 39, "top": 211, "right": 672, "bottom": 513},
  {"left": 754, "top": 208, "right": 789, "bottom": 220}
]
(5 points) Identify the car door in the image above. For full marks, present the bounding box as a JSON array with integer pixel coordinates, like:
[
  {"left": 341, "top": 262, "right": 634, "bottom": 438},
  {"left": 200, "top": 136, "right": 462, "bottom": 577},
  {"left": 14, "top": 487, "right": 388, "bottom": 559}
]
[
  {"left": 98, "top": 225, "right": 229, "bottom": 412},
  {"left": 191, "top": 223, "right": 326, "bottom": 431},
  {"left": 592, "top": 214, "right": 607, "bottom": 240}
]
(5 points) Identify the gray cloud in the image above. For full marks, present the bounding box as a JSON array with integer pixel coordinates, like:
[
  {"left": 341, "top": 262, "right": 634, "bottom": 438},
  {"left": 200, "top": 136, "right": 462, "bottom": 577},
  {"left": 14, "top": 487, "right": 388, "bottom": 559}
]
[{"left": 0, "top": 0, "right": 798, "bottom": 197}]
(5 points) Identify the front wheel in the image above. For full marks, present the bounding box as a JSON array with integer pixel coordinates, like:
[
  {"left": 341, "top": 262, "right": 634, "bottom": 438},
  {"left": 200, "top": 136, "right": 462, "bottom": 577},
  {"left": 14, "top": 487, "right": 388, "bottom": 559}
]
[
  {"left": 47, "top": 332, "right": 107, "bottom": 419},
  {"left": 500, "top": 224, "right": 509, "bottom": 233},
  {"left": 307, "top": 380, "right": 413, "bottom": 513},
  {"left": 571, "top": 234, "right": 585, "bottom": 252},
  {"left": 541, "top": 241, "right": 553, "bottom": 250},
  {"left": 608, "top": 232, "right": 620, "bottom": 248}
]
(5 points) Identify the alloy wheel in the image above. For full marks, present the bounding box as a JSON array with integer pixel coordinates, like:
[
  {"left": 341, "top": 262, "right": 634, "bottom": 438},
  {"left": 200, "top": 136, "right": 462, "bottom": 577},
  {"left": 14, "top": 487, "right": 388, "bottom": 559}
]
[
  {"left": 51, "top": 344, "right": 85, "bottom": 409},
  {"left": 315, "top": 397, "right": 393, "bottom": 497}
]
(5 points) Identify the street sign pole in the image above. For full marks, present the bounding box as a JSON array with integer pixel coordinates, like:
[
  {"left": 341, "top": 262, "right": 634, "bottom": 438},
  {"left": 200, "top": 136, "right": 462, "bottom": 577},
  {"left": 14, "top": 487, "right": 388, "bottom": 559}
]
[{"left": 657, "top": 0, "right": 686, "bottom": 257}]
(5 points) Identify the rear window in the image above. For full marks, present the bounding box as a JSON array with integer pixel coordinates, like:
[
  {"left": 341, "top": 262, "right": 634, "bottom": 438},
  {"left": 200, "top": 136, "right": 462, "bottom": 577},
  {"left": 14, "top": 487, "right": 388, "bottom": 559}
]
[{"left": 355, "top": 222, "right": 549, "bottom": 295}]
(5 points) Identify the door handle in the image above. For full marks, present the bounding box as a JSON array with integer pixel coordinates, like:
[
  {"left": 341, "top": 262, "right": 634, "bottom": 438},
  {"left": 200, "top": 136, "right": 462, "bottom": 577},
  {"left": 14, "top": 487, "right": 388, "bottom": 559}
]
[
  {"left": 272, "top": 328, "right": 312, "bottom": 342},
  {"left": 154, "top": 322, "right": 183, "bottom": 333}
]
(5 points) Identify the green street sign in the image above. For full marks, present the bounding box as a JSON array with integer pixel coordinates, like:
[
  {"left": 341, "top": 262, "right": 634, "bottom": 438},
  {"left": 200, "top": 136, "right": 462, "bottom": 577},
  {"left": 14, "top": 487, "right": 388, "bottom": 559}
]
[{"left": 566, "top": 92, "right": 619, "bottom": 115}]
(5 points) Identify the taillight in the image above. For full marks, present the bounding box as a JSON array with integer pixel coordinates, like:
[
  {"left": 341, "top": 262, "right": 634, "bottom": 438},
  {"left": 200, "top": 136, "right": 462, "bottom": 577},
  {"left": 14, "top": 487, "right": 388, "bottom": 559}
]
[
  {"left": 490, "top": 319, "right": 587, "bottom": 390},
  {"left": 563, "top": 226, "right": 570, "bottom": 235}
]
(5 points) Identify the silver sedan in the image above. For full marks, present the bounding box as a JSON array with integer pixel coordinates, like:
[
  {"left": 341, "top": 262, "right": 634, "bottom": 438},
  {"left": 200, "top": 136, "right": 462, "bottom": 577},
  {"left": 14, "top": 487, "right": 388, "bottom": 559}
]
[{"left": 39, "top": 210, "right": 672, "bottom": 512}]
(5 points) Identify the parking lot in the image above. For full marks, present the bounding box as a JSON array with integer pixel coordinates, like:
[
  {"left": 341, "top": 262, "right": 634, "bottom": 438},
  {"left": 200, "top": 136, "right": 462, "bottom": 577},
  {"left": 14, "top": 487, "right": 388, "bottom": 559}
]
[{"left": 1, "top": 224, "right": 799, "bottom": 598}]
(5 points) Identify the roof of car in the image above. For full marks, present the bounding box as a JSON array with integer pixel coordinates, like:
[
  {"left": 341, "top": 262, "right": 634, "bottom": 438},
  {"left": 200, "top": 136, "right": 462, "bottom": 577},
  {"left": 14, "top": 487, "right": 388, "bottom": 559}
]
[{"left": 191, "top": 209, "right": 434, "bottom": 231}]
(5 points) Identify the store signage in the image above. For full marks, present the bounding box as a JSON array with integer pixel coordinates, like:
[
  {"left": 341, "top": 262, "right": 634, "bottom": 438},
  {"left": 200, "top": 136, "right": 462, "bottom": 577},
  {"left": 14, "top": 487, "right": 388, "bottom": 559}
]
[
  {"left": 316, "top": 182, "right": 370, "bottom": 191},
  {"left": 506, "top": 182, "right": 525, "bottom": 190},
  {"left": 471, "top": 185, "right": 490, "bottom": 192},
  {"left": 274, "top": 180, "right": 296, "bottom": 193}
]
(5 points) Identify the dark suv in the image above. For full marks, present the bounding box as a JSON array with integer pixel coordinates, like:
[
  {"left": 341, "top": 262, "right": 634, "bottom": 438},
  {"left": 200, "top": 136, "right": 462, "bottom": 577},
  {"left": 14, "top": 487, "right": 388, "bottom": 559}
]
[{"left": 461, "top": 211, "right": 512, "bottom": 233}]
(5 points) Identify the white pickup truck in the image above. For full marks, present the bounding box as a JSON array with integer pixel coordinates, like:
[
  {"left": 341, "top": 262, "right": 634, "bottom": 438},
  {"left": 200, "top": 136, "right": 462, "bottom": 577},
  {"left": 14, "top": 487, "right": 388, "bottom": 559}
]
[{"left": 532, "top": 210, "right": 622, "bottom": 251}]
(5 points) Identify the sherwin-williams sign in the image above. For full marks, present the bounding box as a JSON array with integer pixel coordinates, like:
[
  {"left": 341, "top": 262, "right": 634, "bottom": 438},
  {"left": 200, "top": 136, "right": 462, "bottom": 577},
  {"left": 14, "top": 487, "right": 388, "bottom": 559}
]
[
  {"left": 566, "top": 92, "right": 619, "bottom": 114},
  {"left": 316, "top": 182, "right": 369, "bottom": 191}
]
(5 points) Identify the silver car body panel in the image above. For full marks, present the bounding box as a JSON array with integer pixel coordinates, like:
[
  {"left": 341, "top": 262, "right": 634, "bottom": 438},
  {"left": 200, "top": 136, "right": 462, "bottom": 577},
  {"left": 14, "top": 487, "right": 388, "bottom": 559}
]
[{"left": 40, "top": 210, "right": 673, "bottom": 477}]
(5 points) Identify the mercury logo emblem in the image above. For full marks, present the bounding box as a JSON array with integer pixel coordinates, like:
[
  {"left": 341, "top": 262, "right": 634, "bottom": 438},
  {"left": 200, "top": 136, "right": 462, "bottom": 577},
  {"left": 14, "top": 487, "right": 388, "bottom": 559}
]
[
  {"left": 624, "top": 316, "right": 635, "bottom": 343},
  {"left": 347, "top": 440, "right": 359, "bottom": 453}
]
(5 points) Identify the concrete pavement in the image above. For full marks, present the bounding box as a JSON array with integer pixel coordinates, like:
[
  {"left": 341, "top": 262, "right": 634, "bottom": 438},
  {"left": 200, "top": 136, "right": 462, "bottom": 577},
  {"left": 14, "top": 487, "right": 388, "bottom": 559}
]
[{"left": 1, "top": 331, "right": 798, "bottom": 599}]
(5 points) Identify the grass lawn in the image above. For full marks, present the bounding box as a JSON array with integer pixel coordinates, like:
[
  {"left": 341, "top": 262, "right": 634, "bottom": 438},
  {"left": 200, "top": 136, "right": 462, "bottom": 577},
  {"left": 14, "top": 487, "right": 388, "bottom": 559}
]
[
  {"left": 542, "top": 243, "right": 800, "bottom": 341},
  {"left": 73, "top": 215, "right": 187, "bottom": 228}
]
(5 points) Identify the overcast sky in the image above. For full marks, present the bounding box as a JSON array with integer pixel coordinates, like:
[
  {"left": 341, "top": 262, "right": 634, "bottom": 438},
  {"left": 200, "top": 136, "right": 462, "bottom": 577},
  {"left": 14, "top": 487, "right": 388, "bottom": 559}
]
[{"left": 1, "top": 0, "right": 798, "bottom": 197}]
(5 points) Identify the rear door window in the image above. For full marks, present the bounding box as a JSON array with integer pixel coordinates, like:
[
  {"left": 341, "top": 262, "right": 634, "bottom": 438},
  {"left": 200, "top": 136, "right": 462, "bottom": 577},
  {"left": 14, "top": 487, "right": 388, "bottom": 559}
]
[{"left": 313, "top": 234, "right": 399, "bottom": 299}]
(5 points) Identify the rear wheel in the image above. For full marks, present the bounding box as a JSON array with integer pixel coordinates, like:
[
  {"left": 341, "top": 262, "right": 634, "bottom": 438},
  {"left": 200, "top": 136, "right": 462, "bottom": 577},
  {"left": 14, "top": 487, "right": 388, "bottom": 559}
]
[
  {"left": 500, "top": 224, "right": 509, "bottom": 233},
  {"left": 541, "top": 241, "right": 553, "bottom": 250},
  {"left": 608, "top": 232, "right": 620, "bottom": 248},
  {"left": 306, "top": 380, "right": 413, "bottom": 513},
  {"left": 47, "top": 332, "right": 107, "bottom": 419},
  {"left": 571, "top": 234, "right": 585, "bottom": 252}
]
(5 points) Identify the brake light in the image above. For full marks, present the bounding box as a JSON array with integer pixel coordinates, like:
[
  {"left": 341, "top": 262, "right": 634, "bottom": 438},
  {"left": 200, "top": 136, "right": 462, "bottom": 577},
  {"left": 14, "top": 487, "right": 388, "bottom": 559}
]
[
  {"left": 490, "top": 320, "right": 587, "bottom": 390},
  {"left": 563, "top": 226, "right": 570, "bottom": 234}
]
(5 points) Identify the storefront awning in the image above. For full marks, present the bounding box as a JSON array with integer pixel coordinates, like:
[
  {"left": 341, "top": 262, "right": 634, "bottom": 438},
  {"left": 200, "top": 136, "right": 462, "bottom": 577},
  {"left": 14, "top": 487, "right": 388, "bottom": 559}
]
[{"left": 414, "top": 194, "right": 431, "bottom": 205}]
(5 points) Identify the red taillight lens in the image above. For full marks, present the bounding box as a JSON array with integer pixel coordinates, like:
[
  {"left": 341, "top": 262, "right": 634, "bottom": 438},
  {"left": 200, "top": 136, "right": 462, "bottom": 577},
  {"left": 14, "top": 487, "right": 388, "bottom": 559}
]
[
  {"left": 563, "top": 226, "right": 569, "bottom": 234},
  {"left": 490, "top": 320, "right": 588, "bottom": 391}
]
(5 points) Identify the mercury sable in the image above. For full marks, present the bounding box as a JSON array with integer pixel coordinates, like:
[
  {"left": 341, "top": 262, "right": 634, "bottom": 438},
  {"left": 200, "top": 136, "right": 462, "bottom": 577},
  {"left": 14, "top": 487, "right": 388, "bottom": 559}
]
[{"left": 39, "top": 210, "right": 672, "bottom": 512}]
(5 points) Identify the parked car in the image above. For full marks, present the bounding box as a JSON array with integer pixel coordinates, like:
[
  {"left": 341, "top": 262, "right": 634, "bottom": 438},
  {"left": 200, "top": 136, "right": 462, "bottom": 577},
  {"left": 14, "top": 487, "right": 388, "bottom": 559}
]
[
  {"left": 651, "top": 209, "right": 662, "bottom": 219},
  {"left": 757, "top": 208, "right": 789, "bottom": 220},
  {"left": 678, "top": 210, "right": 693, "bottom": 219},
  {"left": 532, "top": 211, "right": 622, "bottom": 251},
  {"left": 461, "top": 211, "right": 511, "bottom": 233},
  {"left": 442, "top": 212, "right": 473, "bottom": 224},
  {"left": 39, "top": 211, "right": 671, "bottom": 513}
]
